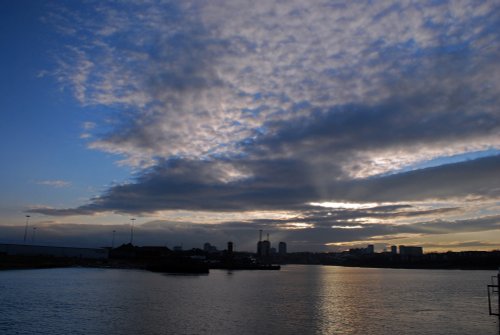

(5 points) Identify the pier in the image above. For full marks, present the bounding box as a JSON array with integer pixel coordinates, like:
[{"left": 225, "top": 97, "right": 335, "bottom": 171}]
[{"left": 487, "top": 268, "right": 500, "bottom": 333}]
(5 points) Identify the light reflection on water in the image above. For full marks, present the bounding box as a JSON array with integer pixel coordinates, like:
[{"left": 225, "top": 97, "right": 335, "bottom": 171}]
[{"left": 0, "top": 265, "right": 497, "bottom": 335}]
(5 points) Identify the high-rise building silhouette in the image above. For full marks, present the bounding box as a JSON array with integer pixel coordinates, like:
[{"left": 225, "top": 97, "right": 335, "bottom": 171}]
[
  {"left": 278, "top": 242, "right": 287, "bottom": 255},
  {"left": 257, "top": 230, "right": 271, "bottom": 258}
]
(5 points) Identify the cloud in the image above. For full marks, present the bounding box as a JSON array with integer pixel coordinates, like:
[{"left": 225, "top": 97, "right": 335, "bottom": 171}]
[
  {"left": 33, "top": 1, "right": 500, "bottom": 250},
  {"left": 402, "top": 215, "right": 500, "bottom": 235},
  {"left": 36, "top": 180, "right": 71, "bottom": 188},
  {"left": 48, "top": 0, "right": 499, "bottom": 170},
  {"left": 29, "top": 154, "right": 500, "bottom": 216}
]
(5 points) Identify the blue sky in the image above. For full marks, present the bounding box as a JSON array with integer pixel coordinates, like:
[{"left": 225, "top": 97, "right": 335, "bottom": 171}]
[
  {"left": 0, "top": 0, "right": 499, "bottom": 252},
  {"left": 0, "top": 1, "right": 131, "bottom": 219}
]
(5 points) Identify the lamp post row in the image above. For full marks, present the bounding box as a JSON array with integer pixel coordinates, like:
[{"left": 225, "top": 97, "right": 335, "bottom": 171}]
[
  {"left": 110, "top": 218, "right": 136, "bottom": 248},
  {"left": 22, "top": 215, "right": 136, "bottom": 247},
  {"left": 130, "top": 218, "right": 136, "bottom": 245},
  {"left": 23, "top": 215, "right": 30, "bottom": 244}
]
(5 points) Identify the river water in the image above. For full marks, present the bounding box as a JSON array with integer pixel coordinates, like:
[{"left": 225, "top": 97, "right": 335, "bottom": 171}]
[{"left": 0, "top": 265, "right": 498, "bottom": 334}]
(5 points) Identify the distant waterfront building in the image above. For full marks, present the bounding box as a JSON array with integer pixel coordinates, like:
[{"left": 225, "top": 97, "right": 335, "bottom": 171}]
[
  {"left": 227, "top": 241, "right": 233, "bottom": 254},
  {"left": 391, "top": 245, "right": 398, "bottom": 254},
  {"left": 173, "top": 245, "right": 183, "bottom": 252},
  {"left": 203, "top": 242, "right": 217, "bottom": 253},
  {"left": 348, "top": 245, "right": 376, "bottom": 255},
  {"left": 278, "top": 242, "right": 287, "bottom": 255},
  {"left": 399, "top": 245, "right": 423, "bottom": 256},
  {"left": 0, "top": 244, "right": 108, "bottom": 259},
  {"left": 256, "top": 230, "right": 271, "bottom": 258},
  {"left": 258, "top": 240, "right": 271, "bottom": 257}
]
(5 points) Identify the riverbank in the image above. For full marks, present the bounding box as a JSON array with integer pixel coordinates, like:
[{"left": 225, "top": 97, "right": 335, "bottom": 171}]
[{"left": 2, "top": 254, "right": 498, "bottom": 272}]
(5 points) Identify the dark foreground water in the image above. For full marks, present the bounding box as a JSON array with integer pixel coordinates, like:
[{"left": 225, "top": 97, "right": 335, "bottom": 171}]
[{"left": 0, "top": 265, "right": 498, "bottom": 335}]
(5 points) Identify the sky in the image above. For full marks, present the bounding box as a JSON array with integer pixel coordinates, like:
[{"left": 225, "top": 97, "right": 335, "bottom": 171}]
[{"left": 0, "top": 0, "right": 499, "bottom": 252}]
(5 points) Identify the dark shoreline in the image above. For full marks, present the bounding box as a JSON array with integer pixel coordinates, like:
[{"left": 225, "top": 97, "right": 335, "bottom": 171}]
[
  {"left": 1, "top": 256, "right": 498, "bottom": 272},
  {"left": 2, "top": 246, "right": 500, "bottom": 272}
]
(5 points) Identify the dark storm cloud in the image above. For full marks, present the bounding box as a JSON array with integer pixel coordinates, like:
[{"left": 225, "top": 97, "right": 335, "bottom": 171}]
[
  {"left": 30, "top": 154, "right": 500, "bottom": 216},
  {"left": 255, "top": 95, "right": 498, "bottom": 160},
  {"left": 338, "top": 155, "right": 500, "bottom": 202}
]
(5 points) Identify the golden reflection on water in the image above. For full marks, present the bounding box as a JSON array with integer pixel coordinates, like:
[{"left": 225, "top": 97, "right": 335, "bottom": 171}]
[
  {"left": 314, "top": 266, "right": 409, "bottom": 335},
  {"left": 315, "top": 266, "right": 358, "bottom": 334},
  {"left": 311, "top": 266, "right": 498, "bottom": 335}
]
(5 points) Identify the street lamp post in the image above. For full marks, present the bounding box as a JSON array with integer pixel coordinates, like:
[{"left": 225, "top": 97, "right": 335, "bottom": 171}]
[
  {"left": 129, "top": 218, "right": 136, "bottom": 245},
  {"left": 31, "top": 227, "right": 37, "bottom": 244},
  {"left": 23, "top": 215, "right": 30, "bottom": 244}
]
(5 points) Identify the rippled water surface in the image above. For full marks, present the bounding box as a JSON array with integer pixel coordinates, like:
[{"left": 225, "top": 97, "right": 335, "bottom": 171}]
[{"left": 0, "top": 265, "right": 498, "bottom": 334}]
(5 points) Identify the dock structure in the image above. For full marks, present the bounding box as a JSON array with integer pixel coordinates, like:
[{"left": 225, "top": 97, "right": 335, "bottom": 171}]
[{"left": 487, "top": 268, "right": 500, "bottom": 329}]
